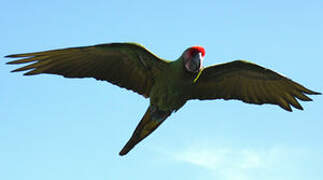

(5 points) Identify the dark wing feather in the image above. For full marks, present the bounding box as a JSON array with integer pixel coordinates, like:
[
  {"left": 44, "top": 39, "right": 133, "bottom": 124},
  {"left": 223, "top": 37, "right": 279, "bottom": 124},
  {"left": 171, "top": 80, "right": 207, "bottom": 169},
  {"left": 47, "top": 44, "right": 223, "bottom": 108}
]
[
  {"left": 190, "top": 60, "right": 321, "bottom": 111},
  {"left": 6, "top": 43, "right": 169, "bottom": 98}
]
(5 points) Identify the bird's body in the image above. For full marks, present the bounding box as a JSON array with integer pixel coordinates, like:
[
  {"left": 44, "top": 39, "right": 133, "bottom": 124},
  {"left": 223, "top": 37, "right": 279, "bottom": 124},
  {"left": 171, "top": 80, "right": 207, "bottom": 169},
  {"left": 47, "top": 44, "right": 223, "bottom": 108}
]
[
  {"left": 5, "top": 42, "right": 321, "bottom": 156},
  {"left": 150, "top": 60, "right": 191, "bottom": 111}
]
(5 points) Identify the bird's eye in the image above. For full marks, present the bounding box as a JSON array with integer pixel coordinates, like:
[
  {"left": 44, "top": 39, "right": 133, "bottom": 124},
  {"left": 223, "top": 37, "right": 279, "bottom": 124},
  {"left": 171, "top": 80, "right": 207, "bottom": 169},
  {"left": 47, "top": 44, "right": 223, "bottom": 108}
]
[{"left": 189, "top": 50, "right": 197, "bottom": 57}]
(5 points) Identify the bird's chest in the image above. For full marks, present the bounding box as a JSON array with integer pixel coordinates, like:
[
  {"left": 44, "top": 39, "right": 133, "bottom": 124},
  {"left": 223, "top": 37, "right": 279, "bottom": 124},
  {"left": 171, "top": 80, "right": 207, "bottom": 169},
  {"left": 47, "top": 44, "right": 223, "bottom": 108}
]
[{"left": 149, "top": 73, "right": 192, "bottom": 111}]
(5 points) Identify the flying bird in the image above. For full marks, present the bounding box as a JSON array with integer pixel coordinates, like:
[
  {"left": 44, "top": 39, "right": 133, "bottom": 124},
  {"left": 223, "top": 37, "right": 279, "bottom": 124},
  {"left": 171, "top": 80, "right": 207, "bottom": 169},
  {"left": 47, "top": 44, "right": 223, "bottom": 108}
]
[{"left": 5, "top": 42, "right": 321, "bottom": 156}]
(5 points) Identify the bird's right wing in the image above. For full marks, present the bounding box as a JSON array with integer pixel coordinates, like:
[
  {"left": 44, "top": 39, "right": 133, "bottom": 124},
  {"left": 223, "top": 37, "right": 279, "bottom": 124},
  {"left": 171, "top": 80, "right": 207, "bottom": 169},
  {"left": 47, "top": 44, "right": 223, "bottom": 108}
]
[
  {"left": 189, "top": 60, "right": 320, "bottom": 111},
  {"left": 6, "top": 43, "right": 170, "bottom": 98}
]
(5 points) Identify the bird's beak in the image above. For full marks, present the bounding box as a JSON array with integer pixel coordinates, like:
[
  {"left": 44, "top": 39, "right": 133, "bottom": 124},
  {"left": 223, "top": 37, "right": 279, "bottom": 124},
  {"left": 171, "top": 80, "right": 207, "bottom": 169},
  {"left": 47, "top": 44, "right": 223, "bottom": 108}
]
[
  {"left": 184, "top": 52, "right": 204, "bottom": 73},
  {"left": 192, "top": 52, "right": 203, "bottom": 71}
]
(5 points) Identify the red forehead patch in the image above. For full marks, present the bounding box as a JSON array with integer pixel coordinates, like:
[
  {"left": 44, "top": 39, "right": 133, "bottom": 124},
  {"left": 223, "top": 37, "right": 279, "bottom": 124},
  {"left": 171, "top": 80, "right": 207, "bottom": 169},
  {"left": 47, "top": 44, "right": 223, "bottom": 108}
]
[{"left": 190, "top": 46, "right": 205, "bottom": 57}]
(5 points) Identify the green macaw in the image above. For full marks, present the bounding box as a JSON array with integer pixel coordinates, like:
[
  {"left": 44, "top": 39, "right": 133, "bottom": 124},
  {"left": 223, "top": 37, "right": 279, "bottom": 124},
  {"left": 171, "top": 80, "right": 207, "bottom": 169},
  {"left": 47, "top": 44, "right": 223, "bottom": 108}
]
[{"left": 5, "top": 42, "right": 321, "bottom": 156}]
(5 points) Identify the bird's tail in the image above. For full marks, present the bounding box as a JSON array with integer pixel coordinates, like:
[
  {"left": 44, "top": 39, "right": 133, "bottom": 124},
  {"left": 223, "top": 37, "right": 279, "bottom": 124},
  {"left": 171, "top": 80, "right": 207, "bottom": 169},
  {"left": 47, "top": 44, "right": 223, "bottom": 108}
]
[{"left": 119, "top": 106, "right": 171, "bottom": 156}]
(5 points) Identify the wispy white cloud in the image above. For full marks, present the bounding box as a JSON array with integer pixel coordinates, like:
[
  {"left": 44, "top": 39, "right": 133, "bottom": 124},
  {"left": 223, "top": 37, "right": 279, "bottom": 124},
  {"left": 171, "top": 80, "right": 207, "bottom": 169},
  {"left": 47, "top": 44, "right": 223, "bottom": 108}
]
[{"left": 171, "top": 144, "right": 313, "bottom": 180}]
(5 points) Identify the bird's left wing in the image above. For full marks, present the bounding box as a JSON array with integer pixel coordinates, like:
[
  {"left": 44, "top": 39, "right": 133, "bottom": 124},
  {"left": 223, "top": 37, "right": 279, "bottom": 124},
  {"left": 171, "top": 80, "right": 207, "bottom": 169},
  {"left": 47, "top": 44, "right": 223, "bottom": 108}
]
[
  {"left": 189, "top": 60, "right": 320, "bottom": 111},
  {"left": 6, "top": 43, "right": 169, "bottom": 98}
]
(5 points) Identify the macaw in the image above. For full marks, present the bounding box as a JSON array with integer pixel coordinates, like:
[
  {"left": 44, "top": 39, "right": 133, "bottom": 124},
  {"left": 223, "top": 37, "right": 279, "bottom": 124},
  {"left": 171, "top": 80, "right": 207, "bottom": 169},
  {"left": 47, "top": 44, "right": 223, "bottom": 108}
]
[{"left": 5, "top": 42, "right": 321, "bottom": 156}]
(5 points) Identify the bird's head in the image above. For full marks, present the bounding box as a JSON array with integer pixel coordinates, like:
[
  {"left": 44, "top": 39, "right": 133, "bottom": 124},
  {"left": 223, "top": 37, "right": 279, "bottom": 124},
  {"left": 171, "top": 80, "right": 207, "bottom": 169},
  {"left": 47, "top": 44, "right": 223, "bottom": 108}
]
[{"left": 182, "top": 46, "right": 205, "bottom": 73}]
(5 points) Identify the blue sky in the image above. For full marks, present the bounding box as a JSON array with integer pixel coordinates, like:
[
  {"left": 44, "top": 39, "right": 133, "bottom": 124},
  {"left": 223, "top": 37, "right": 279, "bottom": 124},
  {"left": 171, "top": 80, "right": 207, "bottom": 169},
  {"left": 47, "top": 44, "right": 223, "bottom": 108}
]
[{"left": 1, "top": 0, "right": 322, "bottom": 179}]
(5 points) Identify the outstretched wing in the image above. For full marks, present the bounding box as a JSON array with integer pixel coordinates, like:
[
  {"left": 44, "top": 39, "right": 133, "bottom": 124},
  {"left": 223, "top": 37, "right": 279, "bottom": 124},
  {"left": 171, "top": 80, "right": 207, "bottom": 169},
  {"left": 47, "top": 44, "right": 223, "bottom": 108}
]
[
  {"left": 6, "top": 43, "right": 170, "bottom": 98},
  {"left": 189, "top": 60, "right": 321, "bottom": 111}
]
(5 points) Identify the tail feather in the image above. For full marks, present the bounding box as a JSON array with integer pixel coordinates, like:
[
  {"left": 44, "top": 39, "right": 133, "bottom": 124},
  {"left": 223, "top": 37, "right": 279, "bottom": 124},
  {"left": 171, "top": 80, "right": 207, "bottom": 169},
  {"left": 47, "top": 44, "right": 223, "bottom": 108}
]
[{"left": 119, "top": 106, "right": 170, "bottom": 156}]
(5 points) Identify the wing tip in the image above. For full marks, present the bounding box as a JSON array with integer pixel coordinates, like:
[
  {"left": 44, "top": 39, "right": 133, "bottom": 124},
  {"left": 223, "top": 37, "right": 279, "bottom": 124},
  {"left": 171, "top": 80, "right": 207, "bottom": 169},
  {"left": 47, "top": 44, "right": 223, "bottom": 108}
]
[
  {"left": 286, "top": 108, "right": 293, "bottom": 112},
  {"left": 279, "top": 103, "right": 293, "bottom": 112},
  {"left": 5, "top": 55, "right": 21, "bottom": 64},
  {"left": 10, "top": 68, "right": 39, "bottom": 76},
  {"left": 295, "top": 105, "right": 304, "bottom": 111},
  {"left": 5, "top": 54, "right": 27, "bottom": 58},
  {"left": 7, "top": 60, "right": 23, "bottom": 65},
  {"left": 311, "top": 91, "right": 322, "bottom": 95},
  {"left": 304, "top": 89, "right": 321, "bottom": 95},
  {"left": 5, "top": 54, "right": 14, "bottom": 58},
  {"left": 10, "top": 69, "right": 19, "bottom": 73}
]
